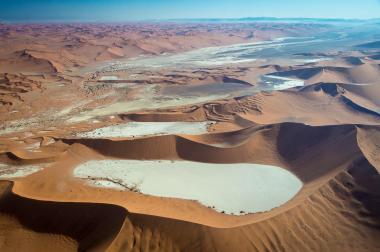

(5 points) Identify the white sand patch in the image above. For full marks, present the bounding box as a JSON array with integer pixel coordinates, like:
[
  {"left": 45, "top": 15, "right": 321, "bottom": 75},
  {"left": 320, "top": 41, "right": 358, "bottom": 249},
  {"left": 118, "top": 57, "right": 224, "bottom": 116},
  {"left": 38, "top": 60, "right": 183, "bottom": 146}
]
[
  {"left": 76, "top": 121, "right": 215, "bottom": 138},
  {"left": 25, "top": 141, "right": 41, "bottom": 150},
  {"left": 100, "top": 76, "right": 119, "bottom": 81},
  {"left": 56, "top": 100, "right": 91, "bottom": 117},
  {"left": 0, "top": 163, "right": 45, "bottom": 179},
  {"left": 261, "top": 75, "right": 305, "bottom": 90},
  {"left": 296, "top": 57, "right": 332, "bottom": 63},
  {"left": 0, "top": 120, "right": 33, "bottom": 136},
  {"left": 193, "top": 57, "right": 257, "bottom": 66},
  {"left": 74, "top": 160, "right": 302, "bottom": 214},
  {"left": 67, "top": 93, "right": 230, "bottom": 123}
]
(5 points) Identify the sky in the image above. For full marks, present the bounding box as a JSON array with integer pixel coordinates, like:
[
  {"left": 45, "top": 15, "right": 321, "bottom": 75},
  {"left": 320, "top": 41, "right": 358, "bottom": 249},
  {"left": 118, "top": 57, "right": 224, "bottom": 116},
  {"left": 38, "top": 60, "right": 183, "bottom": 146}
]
[{"left": 1, "top": 0, "right": 380, "bottom": 22}]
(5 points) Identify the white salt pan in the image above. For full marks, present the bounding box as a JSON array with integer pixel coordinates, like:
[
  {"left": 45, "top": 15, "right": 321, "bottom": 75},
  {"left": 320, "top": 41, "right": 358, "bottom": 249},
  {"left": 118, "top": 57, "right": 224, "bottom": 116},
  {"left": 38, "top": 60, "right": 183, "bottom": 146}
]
[
  {"left": 76, "top": 121, "right": 215, "bottom": 138},
  {"left": 74, "top": 160, "right": 302, "bottom": 214},
  {"left": 0, "top": 163, "right": 45, "bottom": 179},
  {"left": 261, "top": 75, "right": 305, "bottom": 90},
  {"left": 100, "top": 76, "right": 119, "bottom": 81}
]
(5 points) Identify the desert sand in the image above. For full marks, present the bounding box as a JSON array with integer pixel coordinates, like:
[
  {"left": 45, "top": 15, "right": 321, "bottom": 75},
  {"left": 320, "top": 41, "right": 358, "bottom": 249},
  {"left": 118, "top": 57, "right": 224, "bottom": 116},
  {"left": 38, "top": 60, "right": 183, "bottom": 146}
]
[{"left": 0, "top": 21, "right": 379, "bottom": 251}]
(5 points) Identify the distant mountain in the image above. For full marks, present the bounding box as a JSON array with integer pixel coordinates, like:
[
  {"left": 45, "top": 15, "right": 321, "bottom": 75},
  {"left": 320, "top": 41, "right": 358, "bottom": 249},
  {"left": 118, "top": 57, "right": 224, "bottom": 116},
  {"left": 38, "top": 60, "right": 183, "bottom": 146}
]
[{"left": 158, "top": 17, "right": 380, "bottom": 24}]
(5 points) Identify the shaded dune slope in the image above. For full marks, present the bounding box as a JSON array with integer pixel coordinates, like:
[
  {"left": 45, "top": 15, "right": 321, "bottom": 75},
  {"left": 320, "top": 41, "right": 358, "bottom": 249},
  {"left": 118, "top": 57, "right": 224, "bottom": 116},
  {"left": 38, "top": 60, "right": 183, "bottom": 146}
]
[
  {"left": 0, "top": 181, "right": 180, "bottom": 252},
  {"left": 301, "top": 82, "right": 380, "bottom": 117},
  {"left": 0, "top": 181, "right": 126, "bottom": 252}
]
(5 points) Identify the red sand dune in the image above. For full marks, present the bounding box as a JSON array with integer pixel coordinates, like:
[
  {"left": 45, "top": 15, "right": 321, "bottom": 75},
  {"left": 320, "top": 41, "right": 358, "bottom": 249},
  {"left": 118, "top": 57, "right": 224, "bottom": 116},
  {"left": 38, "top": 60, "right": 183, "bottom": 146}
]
[{"left": 0, "top": 23, "right": 379, "bottom": 251}]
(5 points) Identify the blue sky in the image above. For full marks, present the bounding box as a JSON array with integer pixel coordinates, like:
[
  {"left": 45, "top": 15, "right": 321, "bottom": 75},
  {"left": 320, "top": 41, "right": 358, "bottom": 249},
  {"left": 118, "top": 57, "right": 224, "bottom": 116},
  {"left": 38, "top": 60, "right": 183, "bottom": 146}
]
[{"left": 1, "top": 0, "right": 380, "bottom": 22}]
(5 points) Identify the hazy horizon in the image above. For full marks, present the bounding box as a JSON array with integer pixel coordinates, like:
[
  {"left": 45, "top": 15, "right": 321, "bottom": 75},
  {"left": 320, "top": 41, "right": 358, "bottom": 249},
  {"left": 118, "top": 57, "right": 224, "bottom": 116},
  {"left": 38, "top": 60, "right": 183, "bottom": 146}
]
[
  {"left": 2, "top": 17, "right": 380, "bottom": 24},
  {"left": 1, "top": 0, "right": 380, "bottom": 23}
]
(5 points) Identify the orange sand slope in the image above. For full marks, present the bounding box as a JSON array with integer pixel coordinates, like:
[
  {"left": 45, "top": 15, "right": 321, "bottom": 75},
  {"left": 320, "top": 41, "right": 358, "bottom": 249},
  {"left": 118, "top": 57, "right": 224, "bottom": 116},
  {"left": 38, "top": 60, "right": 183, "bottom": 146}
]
[{"left": 0, "top": 23, "right": 380, "bottom": 251}]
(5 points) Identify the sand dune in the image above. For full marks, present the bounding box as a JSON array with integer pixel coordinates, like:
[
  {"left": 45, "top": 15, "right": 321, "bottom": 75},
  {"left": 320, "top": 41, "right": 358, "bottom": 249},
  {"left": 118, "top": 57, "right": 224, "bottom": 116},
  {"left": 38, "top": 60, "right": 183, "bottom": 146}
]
[
  {"left": 0, "top": 181, "right": 128, "bottom": 252},
  {"left": 269, "top": 63, "right": 380, "bottom": 85},
  {"left": 356, "top": 126, "right": 380, "bottom": 172},
  {"left": 0, "top": 50, "right": 58, "bottom": 75},
  {"left": 2, "top": 122, "right": 380, "bottom": 251},
  {"left": 0, "top": 22, "right": 379, "bottom": 251},
  {"left": 341, "top": 56, "right": 365, "bottom": 66}
]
